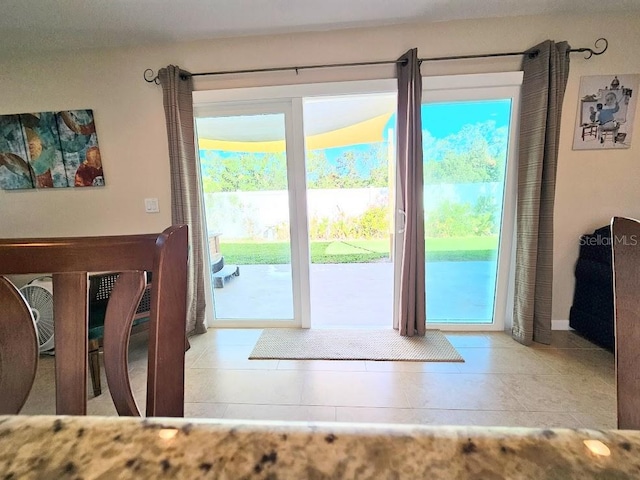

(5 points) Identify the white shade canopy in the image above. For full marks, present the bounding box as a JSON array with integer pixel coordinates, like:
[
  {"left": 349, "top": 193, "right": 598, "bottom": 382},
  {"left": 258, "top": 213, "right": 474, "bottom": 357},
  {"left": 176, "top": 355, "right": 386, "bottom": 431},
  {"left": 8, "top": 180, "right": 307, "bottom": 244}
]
[{"left": 196, "top": 94, "right": 396, "bottom": 151}]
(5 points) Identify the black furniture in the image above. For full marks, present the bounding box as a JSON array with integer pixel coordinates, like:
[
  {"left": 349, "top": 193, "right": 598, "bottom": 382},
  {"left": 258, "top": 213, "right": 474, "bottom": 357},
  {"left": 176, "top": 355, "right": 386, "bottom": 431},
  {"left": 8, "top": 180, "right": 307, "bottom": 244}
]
[{"left": 569, "top": 225, "right": 614, "bottom": 351}]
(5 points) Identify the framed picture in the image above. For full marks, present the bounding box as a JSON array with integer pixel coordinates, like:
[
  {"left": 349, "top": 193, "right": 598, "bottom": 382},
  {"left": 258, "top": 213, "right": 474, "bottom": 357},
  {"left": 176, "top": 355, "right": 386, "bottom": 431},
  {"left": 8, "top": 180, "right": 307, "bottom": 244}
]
[
  {"left": 573, "top": 74, "right": 639, "bottom": 150},
  {"left": 0, "top": 109, "right": 104, "bottom": 190}
]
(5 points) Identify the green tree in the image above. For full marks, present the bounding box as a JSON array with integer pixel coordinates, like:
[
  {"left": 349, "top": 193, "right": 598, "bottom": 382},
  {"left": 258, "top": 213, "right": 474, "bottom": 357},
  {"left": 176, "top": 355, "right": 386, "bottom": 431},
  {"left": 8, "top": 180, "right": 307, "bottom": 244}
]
[
  {"left": 335, "top": 151, "right": 367, "bottom": 188},
  {"left": 423, "top": 122, "right": 507, "bottom": 184},
  {"left": 306, "top": 150, "right": 333, "bottom": 189},
  {"left": 200, "top": 151, "right": 287, "bottom": 192},
  {"left": 307, "top": 144, "right": 389, "bottom": 189},
  {"left": 360, "top": 143, "right": 389, "bottom": 187}
]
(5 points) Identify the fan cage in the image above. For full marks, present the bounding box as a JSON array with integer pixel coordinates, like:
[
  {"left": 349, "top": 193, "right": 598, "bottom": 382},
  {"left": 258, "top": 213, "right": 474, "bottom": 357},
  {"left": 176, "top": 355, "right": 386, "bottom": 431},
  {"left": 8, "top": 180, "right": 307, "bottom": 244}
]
[{"left": 20, "top": 281, "right": 55, "bottom": 353}]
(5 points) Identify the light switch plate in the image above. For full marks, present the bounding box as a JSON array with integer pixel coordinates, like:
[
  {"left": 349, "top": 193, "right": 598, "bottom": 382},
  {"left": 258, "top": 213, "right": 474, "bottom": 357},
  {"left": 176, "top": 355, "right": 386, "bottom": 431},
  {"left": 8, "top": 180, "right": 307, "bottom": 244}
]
[{"left": 144, "top": 198, "right": 159, "bottom": 213}]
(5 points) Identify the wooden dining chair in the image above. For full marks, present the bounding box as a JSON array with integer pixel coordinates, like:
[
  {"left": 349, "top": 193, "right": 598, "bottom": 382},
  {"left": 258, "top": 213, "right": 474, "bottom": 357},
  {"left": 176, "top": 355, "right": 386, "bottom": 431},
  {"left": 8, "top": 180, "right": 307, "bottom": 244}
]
[
  {"left": 610, "top": 216, "right": 640, "bottom": 429},
  {"left": 0, "top": 225, "right": 188, "bottom": 417}
]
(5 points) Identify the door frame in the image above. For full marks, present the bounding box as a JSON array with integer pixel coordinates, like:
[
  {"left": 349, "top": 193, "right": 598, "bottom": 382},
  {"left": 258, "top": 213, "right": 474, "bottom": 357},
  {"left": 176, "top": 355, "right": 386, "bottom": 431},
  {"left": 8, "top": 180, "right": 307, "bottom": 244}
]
[
  {"left": 194, "top": 100, "right": 307, "bottom": 328},
  {"left": 194, "top": 80, "right": 398, "bottom": 328},
  {"left": 193, "top": 73, "right": 522, "bottom": 330},
  {"left": 416, "top": 71, "right": 523, "bottom": 331}
]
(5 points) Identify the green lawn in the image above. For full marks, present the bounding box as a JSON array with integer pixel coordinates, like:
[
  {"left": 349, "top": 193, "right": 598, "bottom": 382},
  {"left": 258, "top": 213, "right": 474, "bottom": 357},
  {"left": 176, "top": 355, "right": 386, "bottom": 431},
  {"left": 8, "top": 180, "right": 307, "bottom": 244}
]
[
  {"left": 425, "top": 236, "right": 498, "bottom": 262},
  {"left": 218, "top": 236, "right": 498, "bottom": 264}
]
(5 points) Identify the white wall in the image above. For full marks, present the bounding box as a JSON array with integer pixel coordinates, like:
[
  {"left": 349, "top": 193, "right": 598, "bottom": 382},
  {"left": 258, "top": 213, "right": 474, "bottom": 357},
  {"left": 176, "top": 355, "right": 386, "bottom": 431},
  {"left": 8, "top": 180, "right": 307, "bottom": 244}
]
[{"left": 1, "top": 13, "right": 638, "bottom": 321}]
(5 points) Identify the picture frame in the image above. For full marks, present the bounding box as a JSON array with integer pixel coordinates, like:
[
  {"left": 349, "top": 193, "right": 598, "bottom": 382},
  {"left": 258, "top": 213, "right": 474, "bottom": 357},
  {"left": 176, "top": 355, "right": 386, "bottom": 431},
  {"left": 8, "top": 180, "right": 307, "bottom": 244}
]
[
  {"left": 573, "top": 74, "right": 639, "bottom": 150},
  {"left": 0, "top": 109, "right": 104, "bottom": 190}
]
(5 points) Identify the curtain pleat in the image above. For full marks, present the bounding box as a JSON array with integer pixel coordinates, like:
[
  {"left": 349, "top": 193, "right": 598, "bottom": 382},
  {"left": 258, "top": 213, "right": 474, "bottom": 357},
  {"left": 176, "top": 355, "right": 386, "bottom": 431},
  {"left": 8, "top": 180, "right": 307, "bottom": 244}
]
[
  {"left": 158, "top": 65, "right": 207, "bottom": 335},
  {"left": 512, "top": 41, "right": 570, "bottom": 345},
  {"left": 396, "top": 49, "right": 426, "bottom": 337}
]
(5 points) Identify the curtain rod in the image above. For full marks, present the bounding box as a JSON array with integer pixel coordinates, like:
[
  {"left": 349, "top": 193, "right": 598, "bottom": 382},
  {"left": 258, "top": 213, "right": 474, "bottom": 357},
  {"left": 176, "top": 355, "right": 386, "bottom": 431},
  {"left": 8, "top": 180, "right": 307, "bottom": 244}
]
[{"left": 144, "top": 38, "right": 607, "bottom": 84}]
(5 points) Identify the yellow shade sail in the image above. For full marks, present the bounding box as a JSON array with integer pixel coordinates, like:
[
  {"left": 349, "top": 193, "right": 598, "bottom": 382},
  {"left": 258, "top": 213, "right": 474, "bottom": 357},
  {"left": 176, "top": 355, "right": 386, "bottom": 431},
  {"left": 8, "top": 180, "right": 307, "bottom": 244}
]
[
  {"left": 198, "top": 138, "right": 285, "bottom": 153},
  {"left": 197, "top": 112, "right": 393, "bottom": 153}
]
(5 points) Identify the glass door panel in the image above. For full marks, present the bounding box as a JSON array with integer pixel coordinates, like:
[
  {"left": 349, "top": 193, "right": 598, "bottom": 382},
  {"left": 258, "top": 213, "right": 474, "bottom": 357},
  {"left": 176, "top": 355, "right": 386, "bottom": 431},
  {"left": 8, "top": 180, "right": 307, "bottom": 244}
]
[
  {"left": 196, "top": 112, "right": 295, "bottom": 321},
  {"left": 422, "top": 99, "right": 512, "bottom": 324},
  {"left": 303, "top": 93, "right": 396, "bottom": 328}
]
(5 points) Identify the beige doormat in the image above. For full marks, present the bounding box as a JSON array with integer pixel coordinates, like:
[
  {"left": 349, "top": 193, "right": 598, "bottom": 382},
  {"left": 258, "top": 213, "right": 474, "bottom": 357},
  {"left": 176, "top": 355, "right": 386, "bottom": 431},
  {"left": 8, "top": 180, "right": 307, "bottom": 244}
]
[{"left": 249, "top": 328, "right": 464, "bottom": 362}]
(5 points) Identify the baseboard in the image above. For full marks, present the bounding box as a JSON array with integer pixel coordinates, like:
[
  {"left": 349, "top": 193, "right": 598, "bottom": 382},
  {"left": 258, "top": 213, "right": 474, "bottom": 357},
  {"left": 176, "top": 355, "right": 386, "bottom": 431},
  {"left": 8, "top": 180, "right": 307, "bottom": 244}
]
[{"left": 552, "top": 320, "right": 571, "bottom": 330}]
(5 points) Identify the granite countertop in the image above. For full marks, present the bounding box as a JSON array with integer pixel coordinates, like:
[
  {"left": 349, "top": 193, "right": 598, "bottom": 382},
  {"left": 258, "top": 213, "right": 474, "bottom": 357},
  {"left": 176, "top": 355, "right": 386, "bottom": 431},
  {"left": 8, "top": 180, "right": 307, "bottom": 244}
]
[{"left": 1, "top": 415, "right": 639, "bottom": 479}]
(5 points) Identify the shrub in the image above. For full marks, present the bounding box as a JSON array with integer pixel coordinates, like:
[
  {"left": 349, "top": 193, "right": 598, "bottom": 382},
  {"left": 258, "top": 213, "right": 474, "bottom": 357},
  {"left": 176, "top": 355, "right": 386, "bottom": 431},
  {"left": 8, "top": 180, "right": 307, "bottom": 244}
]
[
  {"left": 426, "top": 196, "right": 498, "bottom": 237},
  {"left": 308, "top": 205, "right": 390, "bottom": 241},
  {"left": 358, "top": 205, "right": 390, "bottom": 239},
  {"left": 309, "top": 217, "right": 331, "bottom": 240},
  {"left": 426, "top": 201, "right": 475, "bottom": 237}
]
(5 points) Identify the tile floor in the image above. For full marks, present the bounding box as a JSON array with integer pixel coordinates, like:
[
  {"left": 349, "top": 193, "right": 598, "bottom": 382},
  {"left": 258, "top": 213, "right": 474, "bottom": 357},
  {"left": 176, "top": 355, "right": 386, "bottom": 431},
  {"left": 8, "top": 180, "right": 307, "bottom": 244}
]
[{"left": 20, "top": 329, "right": 617, "bottom": 429}]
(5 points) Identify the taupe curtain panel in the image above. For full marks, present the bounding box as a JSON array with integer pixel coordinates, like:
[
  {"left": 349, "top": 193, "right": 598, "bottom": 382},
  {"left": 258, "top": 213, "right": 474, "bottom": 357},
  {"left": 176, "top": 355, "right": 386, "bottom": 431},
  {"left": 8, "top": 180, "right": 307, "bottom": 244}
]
[
  {"left": 396, "top": 48, "right": 426, "bottom": 337},
  {"left": 158, "top": 65, "right": 207, "bottom": 335},
  {"left": 512, "top": 41, "right": 570, "bottom": 345}
]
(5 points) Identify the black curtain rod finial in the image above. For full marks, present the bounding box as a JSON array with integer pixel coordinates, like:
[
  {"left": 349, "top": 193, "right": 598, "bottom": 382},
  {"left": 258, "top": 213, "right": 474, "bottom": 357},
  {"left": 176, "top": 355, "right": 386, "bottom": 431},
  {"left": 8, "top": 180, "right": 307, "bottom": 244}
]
[
  {"left": 144, "top": 68, "right": 160, "bottom": 84},
  {"left": 573, "top": 37, "right": 608, "bottom": 59}
]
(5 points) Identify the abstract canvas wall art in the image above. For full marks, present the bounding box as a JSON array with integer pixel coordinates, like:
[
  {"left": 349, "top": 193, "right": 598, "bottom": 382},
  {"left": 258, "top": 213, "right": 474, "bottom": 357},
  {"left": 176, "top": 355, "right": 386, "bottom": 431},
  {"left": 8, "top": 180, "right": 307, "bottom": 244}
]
[{"left": 0, "top": 109, "right": 104, "bottom": 190}]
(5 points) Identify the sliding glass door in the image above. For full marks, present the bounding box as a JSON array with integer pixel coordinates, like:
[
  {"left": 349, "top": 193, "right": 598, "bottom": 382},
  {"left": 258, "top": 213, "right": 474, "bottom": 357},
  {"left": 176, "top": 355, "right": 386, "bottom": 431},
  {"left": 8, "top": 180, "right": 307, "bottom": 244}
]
[
  {"left": 422, "top": 99, "right": 511, "bottom": 324},
  {"left": 194, "top": 74, "right": 520, "bottom": 330},
  {"left": 303, "top": 93, "right": 397, "bottom": 328},
  {"left": 195, "top": 104, "right": 303, "bottom": 325},
  {"left": 418, "top": 73, "right": 522, "bottom": 330},
  {"left": 194, "top": 82, "right": 398, "bottom": 328}
]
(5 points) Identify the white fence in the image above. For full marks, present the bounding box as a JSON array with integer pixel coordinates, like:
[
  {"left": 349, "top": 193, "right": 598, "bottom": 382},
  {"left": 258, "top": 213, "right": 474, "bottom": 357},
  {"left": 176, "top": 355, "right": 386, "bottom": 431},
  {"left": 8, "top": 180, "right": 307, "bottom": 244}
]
[{"left": 203, "top": 183, "right": 502, "bottom": 240}]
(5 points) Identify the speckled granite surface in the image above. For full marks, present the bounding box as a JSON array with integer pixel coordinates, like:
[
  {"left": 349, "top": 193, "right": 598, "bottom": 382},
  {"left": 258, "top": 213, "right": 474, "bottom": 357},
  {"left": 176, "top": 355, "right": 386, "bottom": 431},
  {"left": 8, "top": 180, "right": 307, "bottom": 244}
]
[{"left": 1, "top": 415, "right": 639, "bottom": 479}]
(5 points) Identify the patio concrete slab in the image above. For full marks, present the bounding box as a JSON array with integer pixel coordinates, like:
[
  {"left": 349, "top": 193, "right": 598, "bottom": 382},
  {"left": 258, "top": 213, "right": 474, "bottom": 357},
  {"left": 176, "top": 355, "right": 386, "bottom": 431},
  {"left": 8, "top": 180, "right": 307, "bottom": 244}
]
[
  {"left": 211, "top": 261, "right": 496, "bottom": 327},
  {"left": 212, "top": 264, "right": 295, "bottom": 320},
  {"left": 309, "top": 263, "right": 392, "bottom": 327},
  {"left": 426, "top": 261, "right": 496, "bottom": 322}
]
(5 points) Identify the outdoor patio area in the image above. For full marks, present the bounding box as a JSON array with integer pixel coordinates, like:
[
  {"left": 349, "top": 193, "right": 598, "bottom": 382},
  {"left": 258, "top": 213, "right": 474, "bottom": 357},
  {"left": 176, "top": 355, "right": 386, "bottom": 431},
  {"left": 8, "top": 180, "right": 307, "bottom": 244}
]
[{"left": 211, "top": 261, "right": 497, "bottom": 327}]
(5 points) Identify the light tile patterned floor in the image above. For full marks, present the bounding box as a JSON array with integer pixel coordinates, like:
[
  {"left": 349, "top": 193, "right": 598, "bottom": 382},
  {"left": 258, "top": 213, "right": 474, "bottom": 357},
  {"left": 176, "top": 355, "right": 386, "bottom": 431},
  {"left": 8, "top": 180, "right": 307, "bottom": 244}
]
[{"left": 20, "top": 329, "right": 617, "bottom": 429}]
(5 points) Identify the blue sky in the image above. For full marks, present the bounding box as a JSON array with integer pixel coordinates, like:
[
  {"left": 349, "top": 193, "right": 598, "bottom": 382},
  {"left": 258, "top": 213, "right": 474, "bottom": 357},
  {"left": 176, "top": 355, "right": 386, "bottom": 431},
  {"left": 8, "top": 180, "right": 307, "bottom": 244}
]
[
  {"left": 421, "top": 100, "right": 511, "bottom": 138},
  {"left": 378, "top": 99, "right": 511, "bottom": 139}
]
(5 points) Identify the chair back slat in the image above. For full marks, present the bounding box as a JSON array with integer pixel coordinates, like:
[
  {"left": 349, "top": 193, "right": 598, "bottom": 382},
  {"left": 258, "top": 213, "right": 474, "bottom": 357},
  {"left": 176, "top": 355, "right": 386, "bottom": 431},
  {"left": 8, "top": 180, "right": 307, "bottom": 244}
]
[
  {"left": 0, "top": 278, "right": 38, "bottom": 414},
  {"left": 103, "top": 271, "right": 147, "bottom": 416},
  {"left": 146, "top": 225, "right": 188, "bottom": 416}
]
